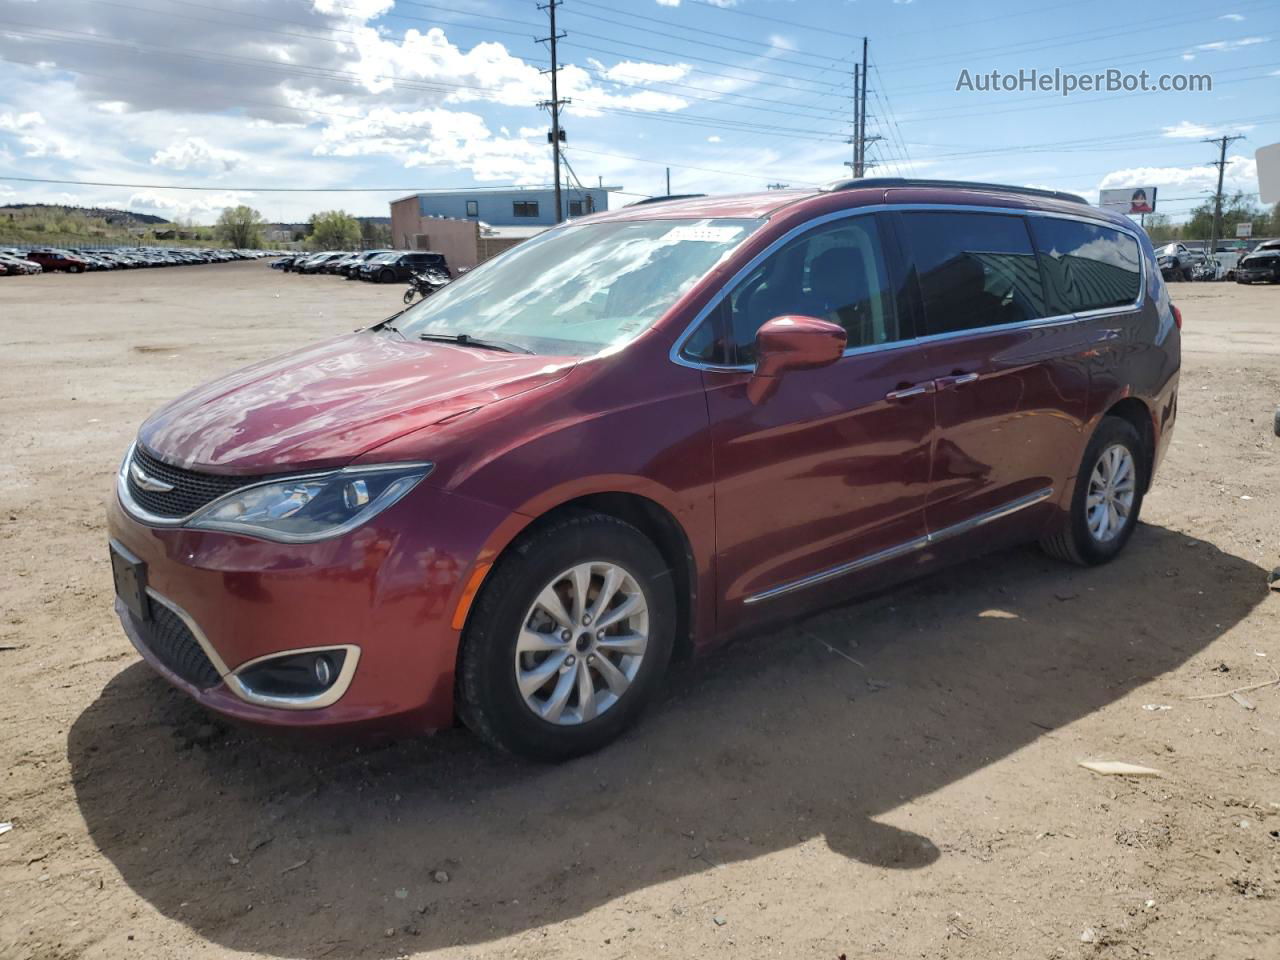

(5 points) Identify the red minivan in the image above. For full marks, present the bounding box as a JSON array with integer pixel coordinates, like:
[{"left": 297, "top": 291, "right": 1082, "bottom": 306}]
[{"left": 107, "top": 180, "right": 1180, "bottom": 759}]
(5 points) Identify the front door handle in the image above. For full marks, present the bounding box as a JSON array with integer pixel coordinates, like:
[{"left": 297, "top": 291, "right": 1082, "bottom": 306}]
[
  {"left": 885, "top": 381, "right": 936, "bottom": 401},
  {"left": 934, "top": 372, "right": 980, "bottom": 390}
]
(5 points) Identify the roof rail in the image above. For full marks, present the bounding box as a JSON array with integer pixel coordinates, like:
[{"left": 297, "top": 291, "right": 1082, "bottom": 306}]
[
  {"left": 820, "top": 177, "right": 1088, "bottom": 205},
  {"left": 625, "top": 193, "right": 708, "bottom": 207}
]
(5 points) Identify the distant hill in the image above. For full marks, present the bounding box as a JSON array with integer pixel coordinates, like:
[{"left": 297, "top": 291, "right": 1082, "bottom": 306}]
[{"left": 0, "top": 203, "right": 171, "bottom": 226}]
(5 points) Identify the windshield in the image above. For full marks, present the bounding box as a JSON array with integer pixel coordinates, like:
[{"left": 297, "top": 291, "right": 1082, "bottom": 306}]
[{"left": 396, "top": 217, "right": 762, "bottom": 356}]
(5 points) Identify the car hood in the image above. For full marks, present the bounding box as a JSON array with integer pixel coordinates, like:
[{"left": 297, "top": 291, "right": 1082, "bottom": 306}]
[{"left": 138, "top": 331, "right": 576, "bottom": 473}]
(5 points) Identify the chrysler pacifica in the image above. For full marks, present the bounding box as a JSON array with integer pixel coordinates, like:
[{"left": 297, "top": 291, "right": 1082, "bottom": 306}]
[{"left": 108, "top": 179, "right": 1181, "bottom": 759}]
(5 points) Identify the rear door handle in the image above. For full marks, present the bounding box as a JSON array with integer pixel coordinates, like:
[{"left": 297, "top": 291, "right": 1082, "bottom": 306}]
[
  {"left": 934, "top": 372, "right": 980, "bottom": 390},
  {"left": 885, "top": 381, "right": 936, "bottom": 401}
]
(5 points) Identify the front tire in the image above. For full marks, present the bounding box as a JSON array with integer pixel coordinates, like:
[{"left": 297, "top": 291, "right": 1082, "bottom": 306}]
[
  {"left": 402, "top": 289, "right": 416, "bottom": 305},
  {"left": 457, "top": 512, "right": 676, "bottom": 761},
  {"left": 1041, "top": 416, "right": 1146, "bottom": 566}
]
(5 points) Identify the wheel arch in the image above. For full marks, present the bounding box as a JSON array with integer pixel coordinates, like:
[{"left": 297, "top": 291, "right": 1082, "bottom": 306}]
[
  {"left": 462, "top": 489, "right": 700, "bottom": 663},
  {"left": 1101, "top": 396, "right": 1156, "bottom": 492}
]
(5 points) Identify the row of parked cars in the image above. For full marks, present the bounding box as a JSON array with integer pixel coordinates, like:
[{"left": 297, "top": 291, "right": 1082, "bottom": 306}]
[
  {"left": 1156, "top": 239, "right": 1280, "bottom": 284},
  {"left": 0, "top": 246, "right": 279, "bottom": 276},
  {"left": 272, "top": 249, "right": 452, "bottom": 283}
]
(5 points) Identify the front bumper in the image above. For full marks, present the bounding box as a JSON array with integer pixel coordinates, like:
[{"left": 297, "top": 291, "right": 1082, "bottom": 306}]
[{"left": 107, "top": 481, "right": 521, "bottom": 732}]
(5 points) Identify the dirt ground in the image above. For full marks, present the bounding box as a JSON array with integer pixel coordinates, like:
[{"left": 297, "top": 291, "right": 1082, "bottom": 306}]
[{"left": 1, "top": 262, "right": 1278, "bottom": 960}]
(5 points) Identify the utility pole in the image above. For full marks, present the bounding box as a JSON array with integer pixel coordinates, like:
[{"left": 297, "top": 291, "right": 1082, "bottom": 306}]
[
  {"left": 1203, "top": 134, "right": 1245, "bottom": 255},
  {"left": 858, "top": 37, "right": 869, "bottom": 177},
  {"left": 537, "top": 0, "right": 568, "bottom": 223},
  {"left": 843, "top": 38, "right": 881, "bottom": 179},
  {"left": 666, "top": 167, "right": 671, "bottom": 196}
]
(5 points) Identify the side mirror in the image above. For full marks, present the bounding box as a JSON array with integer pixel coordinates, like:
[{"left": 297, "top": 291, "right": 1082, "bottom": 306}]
[{"left": 747, "top": 315, "right": 847, "bottom": 404}]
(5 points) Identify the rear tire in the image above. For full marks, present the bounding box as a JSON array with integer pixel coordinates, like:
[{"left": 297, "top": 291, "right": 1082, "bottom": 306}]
[
  {"left": 379, "top": 269, "right": 395, "bottom": 283},
  {"left": 1041, "top": 416, "right": 1146, "bottom": 566},
  {"left": 457, "top": 512, "right": 676, "bottom": 761}
]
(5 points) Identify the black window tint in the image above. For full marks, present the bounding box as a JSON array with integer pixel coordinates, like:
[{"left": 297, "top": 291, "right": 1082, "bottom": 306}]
[
  {"left": 724, "top": 215, "right": 899, "bottom": 364},
  {"left": 899, "top": 212, "right": 1046, "bottom": 334},
  {"left": 513, "top": 200, "right": 539, "bottom": 218},
  {"left": 1029, "top": 218, "right": 1142, "bottom": 314}
]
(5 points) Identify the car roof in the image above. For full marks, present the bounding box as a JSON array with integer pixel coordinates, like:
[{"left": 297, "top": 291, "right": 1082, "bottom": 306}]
[{"left": 583, "top": 179, "right": 1131, "bottom": 231}]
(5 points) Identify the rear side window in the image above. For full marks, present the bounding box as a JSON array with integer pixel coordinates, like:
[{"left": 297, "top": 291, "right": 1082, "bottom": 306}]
[
  {"left": 1029, "top": 218, "right": 1142, "bottom": 314},
  {"left": 898, "top": 211, "right": 1046, "bottom": 335}
]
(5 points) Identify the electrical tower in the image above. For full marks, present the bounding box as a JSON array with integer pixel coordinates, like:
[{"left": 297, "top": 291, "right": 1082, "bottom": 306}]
[
  {"left": 537, "top": 0, "right": 569, "bottom": 224},
  {"left": 844, "top": 38, "right": 881, "bottom": 179},
  {"left": 1202, "top": 134, "right": 1246, "bottom": 255}
]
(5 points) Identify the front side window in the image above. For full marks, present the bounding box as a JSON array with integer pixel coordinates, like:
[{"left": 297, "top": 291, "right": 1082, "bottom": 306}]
[
  {"left": 898, "top": 211, "right": 1046, "bottom": 334},
  {"left": 707, "top": 215, "right": 899, "bottom": 365},
  {"left": 398, "top": 218, "right": 763, "bottom": 356},
  {"left": 1029, "top": 218, "right": 1141, "bottom": 314},
  {"left": 513, "top": 200, "right": 539, "bottom": 218}
]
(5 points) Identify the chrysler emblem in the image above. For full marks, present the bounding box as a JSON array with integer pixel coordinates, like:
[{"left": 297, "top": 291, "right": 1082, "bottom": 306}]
[{"left": 130, "top": 461, "right": 175, "bottom": 493}]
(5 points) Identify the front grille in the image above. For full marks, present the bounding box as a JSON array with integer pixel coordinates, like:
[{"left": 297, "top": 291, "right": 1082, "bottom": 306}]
[
  {"left": 127, "top": 445, "right": 265, "bottom": 519},
  {"left": 131, "top": 601, "right": 221, "bottom": 689}
]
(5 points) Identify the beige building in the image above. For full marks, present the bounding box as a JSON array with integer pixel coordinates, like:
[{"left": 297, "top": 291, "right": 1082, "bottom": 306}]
[
  {"left": 389, "top": 199, "right": 484, "bottom": 270},
  {"left": 390, "top": 194, "right": 559, "bottom": 268}
]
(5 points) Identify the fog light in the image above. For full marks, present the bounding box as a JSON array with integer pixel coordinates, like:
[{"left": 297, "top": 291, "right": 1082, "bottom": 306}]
[{"left": 236, "top": 648, "right": 348, "bottom": 699}]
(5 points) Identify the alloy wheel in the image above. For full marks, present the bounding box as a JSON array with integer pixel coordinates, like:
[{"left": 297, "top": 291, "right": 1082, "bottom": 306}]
[
  {"left": 514, "top": 561, "right": 650, "bottom": 725},
  {"left": 1086, "top": 443, "right": 1136, "bottom": 543}
]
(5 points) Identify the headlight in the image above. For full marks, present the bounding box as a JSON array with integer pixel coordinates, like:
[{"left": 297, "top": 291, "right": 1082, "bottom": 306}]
[{"left": 187, "top": 462, "right": 431, "bottom": 543}]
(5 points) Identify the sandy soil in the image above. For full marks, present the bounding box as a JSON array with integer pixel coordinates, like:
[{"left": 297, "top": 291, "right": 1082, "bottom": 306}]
[{"left": 1, "top": 263, "right": 1278, "bottom": 960}]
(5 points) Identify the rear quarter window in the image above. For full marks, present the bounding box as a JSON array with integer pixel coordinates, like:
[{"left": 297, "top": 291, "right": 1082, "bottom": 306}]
[{"left": 1030, "top": 218, "right": 1142, "bottom": 314}]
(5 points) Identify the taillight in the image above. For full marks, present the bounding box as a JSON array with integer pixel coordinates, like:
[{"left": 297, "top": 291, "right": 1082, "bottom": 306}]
[{"left": 1171, "top": 303, "right": 1183, "bottom": 329}]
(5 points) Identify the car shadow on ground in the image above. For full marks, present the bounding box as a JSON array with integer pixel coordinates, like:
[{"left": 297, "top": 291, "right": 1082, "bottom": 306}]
[{"left": 67, "top": 523, "right": 1268, "bottom": 957}]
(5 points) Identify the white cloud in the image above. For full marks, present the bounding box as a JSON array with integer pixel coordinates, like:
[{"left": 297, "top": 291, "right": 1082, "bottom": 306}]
[
  {"left": 590, "top": 59, "right": 691, "bottom": 86},
  {"left": 151, "top": 137, "right": 246, "bottom": 174},
  {"left": 1163, "top": 120, "right": 1256, "bottom": 139},
  {"left": 128, "top": 190, "right": 254, "bottom": 217},
  {"left": 1097, "top": 156, "right": 1258, "bottom": 199},
  {"left": 1162, "top": 121, "right": 1218, "bottom": 138},
  {"left": 1219, "top": 13, "right": 1245, "bottom": 21},
  {"left": 707, "top": 135, "right": 722, "bottom": 143},
  {"left": 1195, "top": 36, "right": 1269, "bottom": 51},
  {"left": 0, "top": 111, "right": 44, "bottom": 131},
  {"left": 656, "top": 0, "right": 681, "bottom": 6}
]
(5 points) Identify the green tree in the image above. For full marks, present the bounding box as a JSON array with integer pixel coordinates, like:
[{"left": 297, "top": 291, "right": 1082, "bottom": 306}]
[
  {"left": 1184, "top": 191, "right": 1266, "bottom": 244},
  {"left": 216, "top": 205, "right": 265, "bottom": 248},
  {"left": 360, "top": 218, "right": 392, "bottom": 248},
  {"left": 1143, "top": 212, "right": 1180, "bottom": 244},
  {"left": 307, "top": 210, "right": 361, "bottom": 250}
]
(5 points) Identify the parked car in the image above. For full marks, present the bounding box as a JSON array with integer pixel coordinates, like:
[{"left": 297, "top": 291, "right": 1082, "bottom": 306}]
[
  {"left": 26, "top": 249, "right": 91, "bottom": 273},
  {"left": 270, "top": 256, "right": 297, "bottom": 271},
  {"left": 296, "top": 252, "right": 348, "bottom": 274},
  {"left": 108, "top": 178, "right": 1180, "bottom": 760},
  {"left": 0, "top": 252, "right": 41, "bottom": 275},
  {"left": 335, "top": 249, "right": 394, "bottom": 278},
  {"left": 1155, "top": 242, "right": 1194, "bottom": 282},
  {"left": 359, "top": 251, "right": 450, "bottom": 283},
  {"left": 1235, "top": 249, "right": 1280, "bottom": 284}
]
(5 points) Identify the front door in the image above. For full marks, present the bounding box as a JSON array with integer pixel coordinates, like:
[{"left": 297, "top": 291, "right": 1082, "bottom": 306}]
[{"left": 690, "top": 212, "right": 935, "bottom": 633}]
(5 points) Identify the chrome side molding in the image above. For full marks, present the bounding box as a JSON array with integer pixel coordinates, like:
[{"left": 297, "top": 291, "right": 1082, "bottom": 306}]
[{"left": 743, "top": 486, "right": 1054, "bottom": 605}]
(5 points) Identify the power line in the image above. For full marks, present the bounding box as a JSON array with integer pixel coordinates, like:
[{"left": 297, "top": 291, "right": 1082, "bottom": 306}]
[{"left": 0, "top": 26, "right": 850, "bottom": 143}]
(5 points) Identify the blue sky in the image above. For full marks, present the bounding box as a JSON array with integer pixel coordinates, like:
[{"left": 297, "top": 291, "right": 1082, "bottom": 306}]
[{"left": 0, "top": 0, "right": 1275, "bottom": 224}]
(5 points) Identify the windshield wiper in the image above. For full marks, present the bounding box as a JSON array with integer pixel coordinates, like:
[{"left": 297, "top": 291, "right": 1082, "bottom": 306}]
[{"left": 417, "top": 332, "right": 533, "bottom": 355}]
